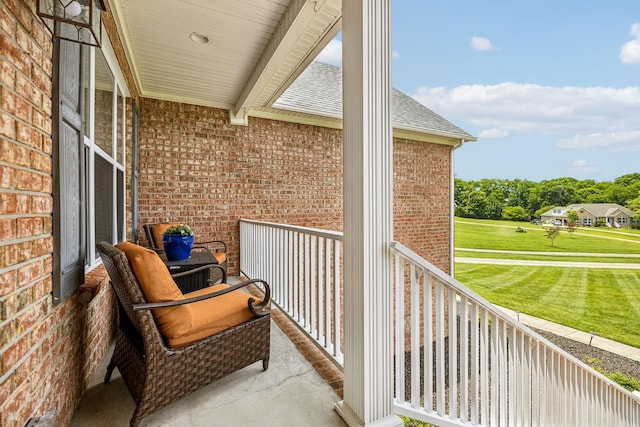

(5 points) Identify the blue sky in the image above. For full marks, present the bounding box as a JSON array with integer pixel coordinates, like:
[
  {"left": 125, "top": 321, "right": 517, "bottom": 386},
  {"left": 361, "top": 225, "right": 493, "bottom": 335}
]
[{"left": 317, "top": 1, "right": 640, "bottom": 182}]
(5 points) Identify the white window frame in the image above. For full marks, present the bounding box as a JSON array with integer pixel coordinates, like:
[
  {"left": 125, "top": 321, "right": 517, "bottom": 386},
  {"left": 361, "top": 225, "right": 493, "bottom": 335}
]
[{"left": 84, "top": 30, "right": 129, "bottom": 269}]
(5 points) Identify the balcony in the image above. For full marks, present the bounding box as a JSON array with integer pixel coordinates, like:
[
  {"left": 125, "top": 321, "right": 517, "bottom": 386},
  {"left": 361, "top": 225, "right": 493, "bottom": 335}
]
[{"left": 72, "top": 220, "right": 640, "bottom": 426}]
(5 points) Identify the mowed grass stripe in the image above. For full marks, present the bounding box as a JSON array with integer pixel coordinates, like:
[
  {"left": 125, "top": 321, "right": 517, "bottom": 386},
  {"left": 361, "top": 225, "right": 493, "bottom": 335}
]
[
  {"left": 455, "top": 219, "right": 640, "bottom": 254},
  {"left": 455, "top": 263, "right": 640, "bottom": 348},
  {"left": 455, "top": 250, "right": 640, "bottom": 264}
]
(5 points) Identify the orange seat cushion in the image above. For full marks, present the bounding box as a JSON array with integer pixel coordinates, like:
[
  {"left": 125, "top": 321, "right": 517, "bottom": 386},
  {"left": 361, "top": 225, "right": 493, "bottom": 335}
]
[
  {"left": 165, "top": 284, "right": 258, "bottom": 349},
  {"left": 150, "top": 223, "right": 179, "bottom": 250},
  {"left": 116, "top": 242, "right": 256, "bottom": 349},
  {"left": 213, "top": 251, "right": 226, "bottom": 264},
  {"left": 116, "top": 242, "right": 193, "bottom": 338}
]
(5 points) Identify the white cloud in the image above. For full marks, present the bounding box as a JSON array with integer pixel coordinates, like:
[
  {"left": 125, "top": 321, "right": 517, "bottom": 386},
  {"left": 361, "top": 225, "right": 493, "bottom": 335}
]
[
  {"left": 470, "top": 36, "right": 495, "bottom": 52},
  {"left": 569, "top": 159, "right": 600, "bottom": 175},
  {"left": 317, "top": 40, "right": 400, "bottom": 66},
  {"left": 556, "top": 130, "right": 640, "bottom": 151},
  {"left": 478, "top": 128, "right": 509, "bottom": 138},
  {"left": 413, "top": 83, "right": 640, "bottom": 151},
  {"left": 317, "top": 39, "right": 343, "bottom": 66},
  {"left": 620, "top": 23, "right": 640, "bottom": 63}
]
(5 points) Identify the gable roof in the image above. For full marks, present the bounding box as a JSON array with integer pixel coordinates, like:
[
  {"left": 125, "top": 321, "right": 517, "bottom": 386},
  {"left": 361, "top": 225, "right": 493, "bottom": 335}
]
[
  {"left": 568, "top": 203, "right": 635, "bottom": 217},
  {"left": 253, "top": 61, "right": 476, "bottom": 144},
  {"left": 541, "top": 203, "right": 635, "bottom": 218}
]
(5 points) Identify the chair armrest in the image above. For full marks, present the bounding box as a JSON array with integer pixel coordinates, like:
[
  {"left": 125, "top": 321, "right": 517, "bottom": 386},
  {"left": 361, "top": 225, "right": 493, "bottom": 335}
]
[
  {"left": 195, "top": 239, "right": 227, "bottom": 253},
  {"left": 170, "top": 264, "right": 227, "bottom": 283},
  {"left": 133, "top": 278, "right": 271, "bottom": 317}
]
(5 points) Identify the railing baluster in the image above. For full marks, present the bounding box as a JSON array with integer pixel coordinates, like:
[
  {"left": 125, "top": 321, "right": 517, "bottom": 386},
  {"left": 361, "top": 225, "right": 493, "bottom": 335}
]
[
  {"left": 410, "top": 264, "right": 420, "bottom": 407},
  {"left": 394, "top": 253, "right": 405, "bottom": 404},
  {"left": 334, "top": 239, "right": 342, "bottom": 361},
  {"left": 460, "top": 294, "right": 469, "bottom": 423},
  {"left": 470, "top": 302, "right": 479, "bottom": 425},
  {"left": 425, "top": 271, "right": 434, "bottom": 412},
  {"left": 435, "top": 279, "right": 445, "bottom": 416},
  {"left": 239, "top": 223, "right": 640, "bottom": 427},
  {"left": 448, "top": 287, "right": 458, "bottom": 419}
]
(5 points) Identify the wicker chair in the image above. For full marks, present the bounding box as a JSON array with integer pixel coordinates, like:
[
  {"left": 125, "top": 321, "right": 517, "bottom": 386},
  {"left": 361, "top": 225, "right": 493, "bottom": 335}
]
[
  {"left": 142, "top": 222, "right": 228, "bottom": 284},
  {"left": 97, "top": 241, "right": 270, "bottom": 427}
]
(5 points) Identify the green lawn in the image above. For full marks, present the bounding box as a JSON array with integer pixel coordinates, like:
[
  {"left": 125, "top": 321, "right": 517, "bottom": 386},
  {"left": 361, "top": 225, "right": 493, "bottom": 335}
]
[
  {"left": 455, "top": 218, "right": 640, "bottom": 254},
  {"left": 453, "top": 218, "right": 640, "bottom": 347}
]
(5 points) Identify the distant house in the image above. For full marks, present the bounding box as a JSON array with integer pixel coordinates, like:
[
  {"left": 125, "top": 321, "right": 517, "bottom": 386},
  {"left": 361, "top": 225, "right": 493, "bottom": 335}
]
[{"left": 540, "top": 203, "right": 637, "bottom": 228}]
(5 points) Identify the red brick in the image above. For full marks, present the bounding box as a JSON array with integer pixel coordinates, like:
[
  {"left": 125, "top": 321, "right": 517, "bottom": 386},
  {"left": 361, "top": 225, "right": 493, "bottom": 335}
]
[
  {"left": 18, "top": 259, "right": 42, "bottom": 285},
  {"left": 30, "top": 150, "right": 51, "bottom": 173},
  {"left": 31, "top": 195, "right": 52, "bottom": 214},
  {"left": 0, "top": 217, "right": 15, "bottom": 240},
  {"left": 0, "top": 111, "right": 16, "bottom": 138},
  {"left": 0, "top": 165, "right": 15, "bottom": 189},
  {"left": 0, "top": 318, "right": 16, "bottom": 348},
  {"left": 32, "top": 276, "right": 52, "bottom": 300},
  {"left": 15, "top": 121, "right": 42, "bottom": 149},
  {"left": 0, "top": 242, "right": 19, "bottom": 267},
  {"left": 16, "top": 217, "right": 42, "bottom": 238},
  {"left": 30, "top": 62, "right": 51, "bottom": 95},
  {"left": 15, "top": 169, "right": 42, "bottom": 191},
  {"left": 15, "top": 240, "right": 31, "bottom": 263},
  {"left": 15, "top": 194, "right": 29, "bottom": 214},
  {"left": 41, "top": 175, "right": 51, "bottom": 192},
  {"left": 0, "top": 269, "right": 17, "bottom": 297},
  {"left": 2, "top": 0, "right": 32, "bottom": 32},
  {"left": 31, "top": 108, "right": 50, "bottom": 134},
  {"left": 0, "top": 57, "right": 15, "bottom": 89},
  {"left": 0, "top": 2, "right": 16, "bottom": 35},
  {"left": 2, "top": 333, "right": 30, "bottom": 373},
  {"left": 32, "top": 237, "right": 52, "bottom": 258},
  {"left": 0, "top": 33, "right": 29, "bottom": 76},
  {"left": 15, "top": 73, "right": 41, "bottom": 109},
  {"left": 0, "top": 140, "right": 30, "bottom": 167},
  {"left": 1, "top": 89, "right": 30, "bottom": 122}
]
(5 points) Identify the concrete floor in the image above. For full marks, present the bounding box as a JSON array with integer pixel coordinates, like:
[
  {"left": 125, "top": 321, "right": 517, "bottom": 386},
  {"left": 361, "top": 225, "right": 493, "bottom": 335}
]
[{"left": 70, "top": 319, "right": 347, "bottom": 427}]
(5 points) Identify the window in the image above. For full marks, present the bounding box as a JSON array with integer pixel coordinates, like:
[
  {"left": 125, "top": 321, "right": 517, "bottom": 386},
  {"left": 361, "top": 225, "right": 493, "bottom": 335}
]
[
  {"left": 53, "top": 31, "right": 129, "bottom": 303},
  {"left": 619, "top": 217, "right": 627, "bottom": 224},
  {"left": 583, "top": 218, "right": 592, "bottom": 226},
  {"left": 86, "top": 43, "right": 128, "bottom": 265}
]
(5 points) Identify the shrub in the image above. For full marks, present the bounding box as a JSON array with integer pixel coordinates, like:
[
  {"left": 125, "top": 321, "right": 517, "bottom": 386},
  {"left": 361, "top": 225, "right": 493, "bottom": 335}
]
[
  {"left": 585, "top": 356, "right": 640, "bottom": 392},
  {"left": 163, "top": 224, "right": 194, "bottom": 236}
]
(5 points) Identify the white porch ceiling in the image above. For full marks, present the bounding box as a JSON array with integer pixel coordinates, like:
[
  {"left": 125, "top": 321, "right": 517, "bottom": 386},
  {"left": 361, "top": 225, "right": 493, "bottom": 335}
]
[{"left": 109, "top": 0, "right": 341, "bottom": 119}]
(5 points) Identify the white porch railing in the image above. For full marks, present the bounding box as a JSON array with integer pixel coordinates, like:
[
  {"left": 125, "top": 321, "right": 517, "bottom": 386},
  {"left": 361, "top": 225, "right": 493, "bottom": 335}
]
[
  {"left": 240, "top": 220, "right": 640, "bottom": 426},
  {"left": 391, "top": 240, "right": 640, "bottom": 427},
  {"left": 239, "top": 219, "right": 344, "bottom": 366}
]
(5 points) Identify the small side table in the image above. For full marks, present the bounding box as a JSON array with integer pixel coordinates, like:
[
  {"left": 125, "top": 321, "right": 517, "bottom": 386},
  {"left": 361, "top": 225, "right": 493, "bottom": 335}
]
[{"left": 159, "top": 248, "right": 218, "bottom": 293}]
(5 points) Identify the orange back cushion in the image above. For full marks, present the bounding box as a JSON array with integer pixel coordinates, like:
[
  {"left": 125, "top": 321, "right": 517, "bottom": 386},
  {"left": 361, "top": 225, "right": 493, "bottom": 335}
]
[
  {"left": 150, "top": 223, "right": 179, "bottom": 250},
  {"left": 116, "top": 242, "right": 192, "bottom": 338}
]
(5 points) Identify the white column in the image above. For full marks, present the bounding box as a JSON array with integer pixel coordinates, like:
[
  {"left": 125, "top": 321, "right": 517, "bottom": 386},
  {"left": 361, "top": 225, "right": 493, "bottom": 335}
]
[{"left": 335, "top": 0, "right": 400, "bottom": 425}]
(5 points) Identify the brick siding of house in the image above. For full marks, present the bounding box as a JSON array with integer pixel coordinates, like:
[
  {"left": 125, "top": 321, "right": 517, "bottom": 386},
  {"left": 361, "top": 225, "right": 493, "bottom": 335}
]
[
  {"left": 137, "top": 98, "right": 453, "bottom": 275},
  {"left": 0, "top": 2, "right": 116, "bottom": 426}
]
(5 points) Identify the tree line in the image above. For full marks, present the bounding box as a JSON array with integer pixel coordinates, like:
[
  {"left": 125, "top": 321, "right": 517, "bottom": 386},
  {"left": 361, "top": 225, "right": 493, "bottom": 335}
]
[{"left": 454, "top": 173, "right": 640, "bottom": 223}]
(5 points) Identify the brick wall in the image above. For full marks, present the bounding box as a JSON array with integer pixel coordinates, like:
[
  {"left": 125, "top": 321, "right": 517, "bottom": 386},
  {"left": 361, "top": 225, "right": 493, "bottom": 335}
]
[
  {"left": 138, "top": 98, "right": 453, "bottom": 274},
  {"left": 0, "top": 2, "right": 115, "bottom": 426}
]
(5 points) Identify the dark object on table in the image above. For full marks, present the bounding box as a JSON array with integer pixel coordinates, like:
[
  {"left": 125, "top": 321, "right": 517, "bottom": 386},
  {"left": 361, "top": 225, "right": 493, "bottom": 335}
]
[{"left": 143, "top": 222, "right": 227, "bottom": 283}]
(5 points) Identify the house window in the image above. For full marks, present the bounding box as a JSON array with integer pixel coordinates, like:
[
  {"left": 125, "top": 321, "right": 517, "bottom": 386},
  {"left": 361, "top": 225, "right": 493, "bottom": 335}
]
[
  {"left": 53, "top": 32, "right": 129, "bottom": 302},
  {"left": 583, "top": 218, "right": 592, "bottom": 226},
  {"left": 619, "top": 217, "right": 627, "bottom": 224},
  {"left": 87, "top": 45, "right": 128, "bottom": 265}
]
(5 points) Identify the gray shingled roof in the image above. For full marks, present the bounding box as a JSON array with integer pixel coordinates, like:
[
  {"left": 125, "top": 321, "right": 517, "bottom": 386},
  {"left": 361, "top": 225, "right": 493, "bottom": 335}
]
[
  {"left": 541, "top": 203, "right": 635, "bottom": 217},
  {"left": 273, "top": 61, "right": 475, "bottom": 141}
]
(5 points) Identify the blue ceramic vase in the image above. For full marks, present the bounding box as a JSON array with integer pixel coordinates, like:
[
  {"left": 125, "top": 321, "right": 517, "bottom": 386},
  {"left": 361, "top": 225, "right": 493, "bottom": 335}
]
[{"left": 162, "top": 234, "right": 194, "bottom": 261}]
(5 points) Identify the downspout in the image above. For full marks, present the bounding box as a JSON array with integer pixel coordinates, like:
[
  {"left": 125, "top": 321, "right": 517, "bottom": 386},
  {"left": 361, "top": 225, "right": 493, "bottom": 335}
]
[{"left": 450, "top": 139, "right": 468, "bottom": 276}]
